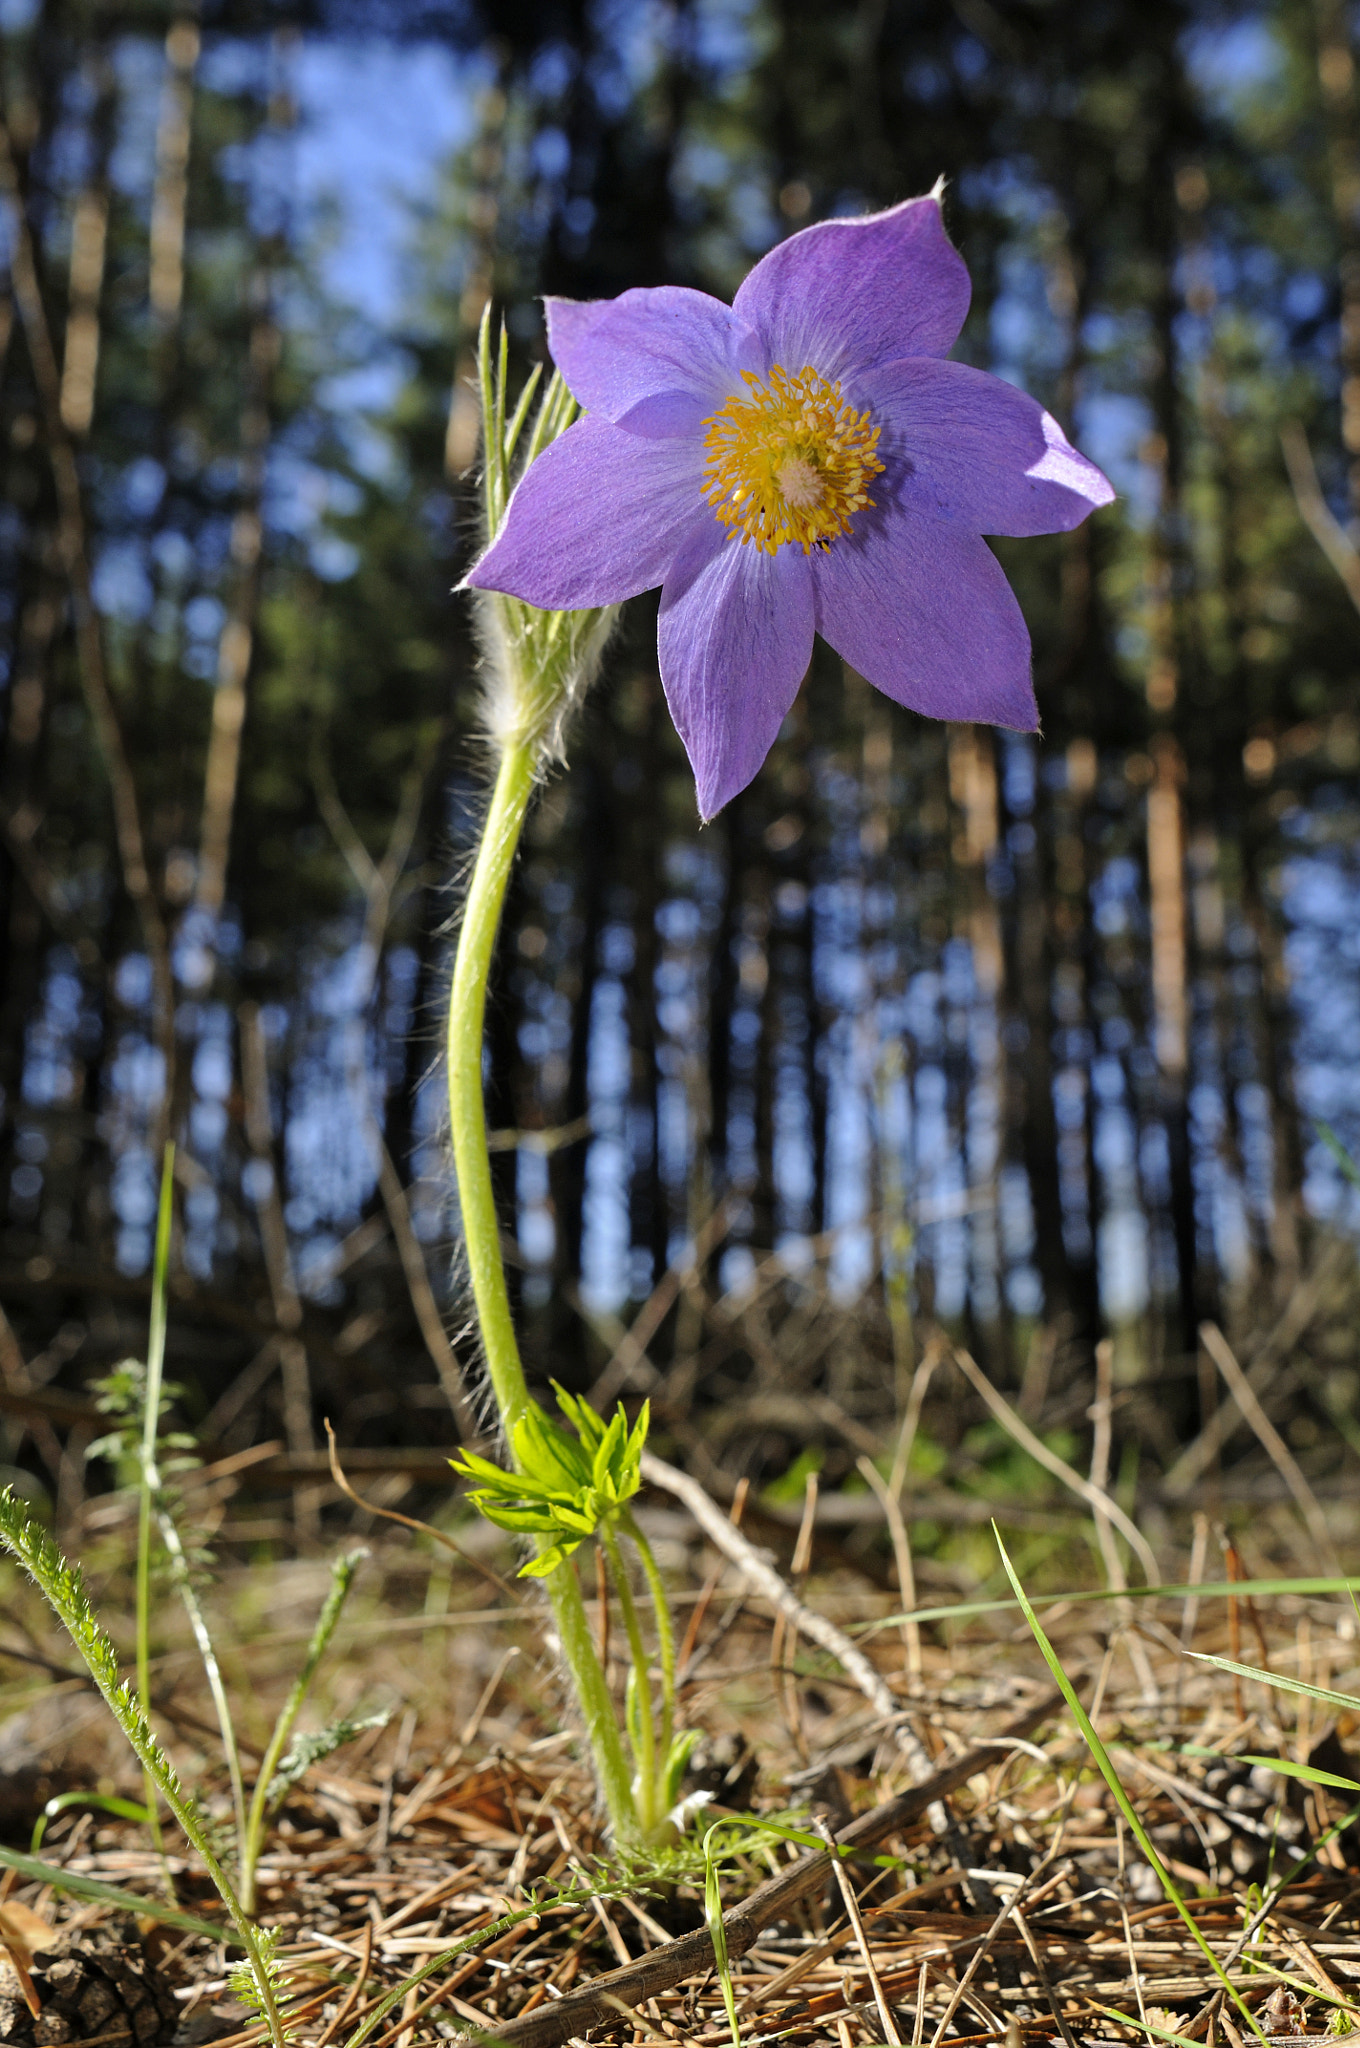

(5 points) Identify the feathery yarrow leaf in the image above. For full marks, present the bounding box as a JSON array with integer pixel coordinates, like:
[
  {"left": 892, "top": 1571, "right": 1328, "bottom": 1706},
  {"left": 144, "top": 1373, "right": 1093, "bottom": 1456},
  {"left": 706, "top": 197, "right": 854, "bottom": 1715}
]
[
  {"left": 0, "top": 1488, "right": 186, "bottom": 1804},
  {"left": 265, "top": 1712, "right": 391, "bottom": 1815}
]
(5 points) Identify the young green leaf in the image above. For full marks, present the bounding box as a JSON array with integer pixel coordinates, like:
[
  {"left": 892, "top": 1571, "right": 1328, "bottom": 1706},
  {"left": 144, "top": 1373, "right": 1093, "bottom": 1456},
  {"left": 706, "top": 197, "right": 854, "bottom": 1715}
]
[
  {"left": 0, "top": 1847, "right": 239, "bottom": 1943},
  {"left": 1237, "top": 1753, "right": 1360, "bottom": 1796},
  {"left": 30, "top": 1791, "right": 153, "bottom": 1857},
  {"left": 1189, "top": 1653, "right": 1360, "bottom": 1715}
]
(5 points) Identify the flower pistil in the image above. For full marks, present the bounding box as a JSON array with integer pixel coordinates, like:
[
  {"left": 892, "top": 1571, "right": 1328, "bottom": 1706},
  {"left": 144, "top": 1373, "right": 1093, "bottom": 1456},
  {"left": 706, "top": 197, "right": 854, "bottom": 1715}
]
[{"left": 701, "top": 364, "right": 885, "bottom": 555}]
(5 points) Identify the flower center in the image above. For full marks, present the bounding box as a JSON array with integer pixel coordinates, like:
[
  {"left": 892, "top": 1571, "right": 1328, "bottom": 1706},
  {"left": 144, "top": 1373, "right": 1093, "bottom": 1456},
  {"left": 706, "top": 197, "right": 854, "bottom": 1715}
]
[{"left": 701, "top": 365, "right": 885, "bottom": 555}]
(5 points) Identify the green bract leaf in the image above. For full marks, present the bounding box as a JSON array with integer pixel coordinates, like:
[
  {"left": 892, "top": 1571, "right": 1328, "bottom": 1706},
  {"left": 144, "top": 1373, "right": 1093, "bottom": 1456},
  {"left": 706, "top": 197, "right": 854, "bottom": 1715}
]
[
  {"left": 520, "top": 1537, "right": 584, "bottom": 1577},
  {"left": 449, "top": 1447, "right": 520, "bottom": 1491},
  {"left": 451, "top": 1390, "right": 647, "bottom": 1574},
  {"left": 468, "top": 1497, "right": 561, "bottom": 1535},
  {"left": 593, "top": 1409, "right": 627, "bottom": 1494},
  {"left": 515, "top": 1403, "right": 592, "bottom": 1489},
  {"left": 552, "top": 1383, "right": 607, "bottom": 1456}
]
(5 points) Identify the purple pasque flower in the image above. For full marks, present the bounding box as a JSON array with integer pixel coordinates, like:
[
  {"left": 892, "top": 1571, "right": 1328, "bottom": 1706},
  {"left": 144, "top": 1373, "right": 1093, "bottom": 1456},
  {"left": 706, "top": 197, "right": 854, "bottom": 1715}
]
[{"left": 464, "top": 193, "right": 1114, "bottom": 819}]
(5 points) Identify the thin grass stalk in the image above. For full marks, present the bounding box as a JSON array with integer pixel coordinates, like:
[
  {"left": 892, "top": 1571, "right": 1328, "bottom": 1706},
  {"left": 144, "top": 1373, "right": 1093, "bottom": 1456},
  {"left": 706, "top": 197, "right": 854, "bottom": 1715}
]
[
  {"left": 856, "top": 1573, "right": 1360, "bottom": 1639},
  {"left": 153, "top": 1500, "right": 247, "bottom": 1867},
  {"left": 240, "top": 1548, "right": 365, "bottom": 1916},
  {"left": 135, "top": 1150, "right": 174, "bottom": 1862},
  {"left": 137, "top": 1147, "right": 248, "bottom": 1871},
  {"left": 0, "top": 1847, "right": 241, "bottom": 1939},
  {"left": 993, "top": 1525, "right": 1266, "bottom": 2041}
]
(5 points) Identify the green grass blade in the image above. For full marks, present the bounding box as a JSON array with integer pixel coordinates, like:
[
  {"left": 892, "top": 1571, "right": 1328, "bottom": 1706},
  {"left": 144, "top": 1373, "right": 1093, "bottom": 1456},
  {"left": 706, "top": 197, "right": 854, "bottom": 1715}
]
[
  {"left": 856, "top": 1576, "right": 1360, "bottom": 1638},
  {"left": 1189, "top": 1653, "right": 1360, "bottom": 1713},
  {"left": 134, "top": 1146, "right": 248, "bottom": 1874},
  {"left": 31, "top": 1791, "right": 151, "bottom": 1856},
  {"left": 0, "top": 1846, "right": 239, "bottom": 1942},
  {"left": 1240, "top": 1965, "right": 1360, "bottom": 2022},
  {"left": 993, "top": 1523, "right": 1265, "bottom": 2041},
  {"left": 1238, "top": 1754, "right": 1360, "bottom": 1796},
  {"left": 1085, "top": 1998, "right": 1223, "bottom": 2048},
  {"left": 702, "top": 1822, "right": 740, "bottom": 2048},
  {"left": 699, "top": 1814, "right": 833, "bottom": 2048}
]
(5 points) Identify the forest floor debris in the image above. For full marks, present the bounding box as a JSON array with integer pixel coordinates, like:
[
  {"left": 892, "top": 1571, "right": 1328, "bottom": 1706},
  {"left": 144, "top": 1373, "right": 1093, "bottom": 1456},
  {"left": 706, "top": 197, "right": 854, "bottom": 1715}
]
[{"left": 0, "top": 1553, "right": 1357, "bottom": 2048}]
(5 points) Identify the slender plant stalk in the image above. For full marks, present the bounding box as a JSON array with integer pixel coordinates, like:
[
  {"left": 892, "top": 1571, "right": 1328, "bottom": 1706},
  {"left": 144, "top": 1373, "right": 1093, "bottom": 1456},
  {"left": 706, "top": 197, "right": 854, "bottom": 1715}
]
[
  {"left": 447, "top": 309, "right": 688, "bottom": 1841},
  {"left": 445, "top": 739, "right": 636, "bottom": 1837},
  {"left": 135, "top": 1150, "right": 174, "bottom": 1862},
  {"left": 623, "top": 1510, "right": 677, "bottom": 1775},
  {"left": 154, "top": 1503, "right": 247, "bottom": 1863},
  {"left": 601, "top": 1523, "right": 657, "bottom": 1829},
  {"left": 240, "top": 1549, "right": 363, "bottom": 1915},
  {"left": 138, "top": 1147, "right": 248, "bottom": 1872},
  {"left": 446, "top": 739, "right": 537, "bottom": 1432},
  {"left": 549, "top": 1555, "right": 638, "bottom": 1836}
]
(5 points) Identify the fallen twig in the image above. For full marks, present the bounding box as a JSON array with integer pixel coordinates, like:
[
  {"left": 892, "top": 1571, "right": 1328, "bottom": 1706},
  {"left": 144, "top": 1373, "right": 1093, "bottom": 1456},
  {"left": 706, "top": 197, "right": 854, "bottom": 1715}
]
[{"left": 461, "top": 1689, "right": 1065, "bottom": 2048}]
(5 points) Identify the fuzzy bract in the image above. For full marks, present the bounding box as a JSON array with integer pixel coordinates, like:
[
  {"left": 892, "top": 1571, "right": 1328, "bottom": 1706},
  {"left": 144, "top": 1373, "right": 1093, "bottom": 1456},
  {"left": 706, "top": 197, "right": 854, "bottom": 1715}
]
[{"left": 464, "top": 192, "right": 1115, "bottom": 819}]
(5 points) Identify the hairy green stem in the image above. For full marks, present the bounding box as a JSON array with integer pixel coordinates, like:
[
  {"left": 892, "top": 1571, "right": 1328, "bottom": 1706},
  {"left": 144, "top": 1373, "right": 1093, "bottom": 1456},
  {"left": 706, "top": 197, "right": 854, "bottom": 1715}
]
[
  {"left": 601, "top": 1523, "right": 656, "bottom": 1831},
  {"left": 446, "top": 742, "right": 637, "bottom": 1838},
  {"left": 447, "top": 740, "right": 537, "bottom": 1429},
  {"left": 623, "top": 1509, "right": 676, "bottom": 1771}
]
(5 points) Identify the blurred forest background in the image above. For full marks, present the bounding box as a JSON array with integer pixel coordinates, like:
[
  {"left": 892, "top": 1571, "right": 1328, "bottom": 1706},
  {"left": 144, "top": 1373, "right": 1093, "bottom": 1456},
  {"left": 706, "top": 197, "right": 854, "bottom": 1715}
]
[{"left": 1, "top": 0, "right": 1359, "bottom": 1563}]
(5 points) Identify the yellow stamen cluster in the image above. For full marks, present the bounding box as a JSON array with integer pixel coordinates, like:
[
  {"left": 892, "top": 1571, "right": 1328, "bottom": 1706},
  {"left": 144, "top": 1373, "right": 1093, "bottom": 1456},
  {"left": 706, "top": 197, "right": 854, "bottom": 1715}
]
[{"left": 701, "top": 364, "right": 884, "bottom": 555}]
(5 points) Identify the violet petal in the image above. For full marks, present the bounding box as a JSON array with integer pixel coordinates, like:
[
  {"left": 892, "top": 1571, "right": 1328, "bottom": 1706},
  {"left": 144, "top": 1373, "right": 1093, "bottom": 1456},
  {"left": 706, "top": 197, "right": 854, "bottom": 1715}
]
[
  {"left": 464, "top": 415, "right": 707, "bottom": 609},
  {"left": 658, "top": 528, "right": 815, "bottom": 818},
  {"left": 853, "top": 356, "right": 1114, "bottom": 535},
  {"left": 546, "top": 288, "right": 762, "bottom": 423},
  {"left": 733, "top": 195, "right": 970, "bottom": 383},
  {"left": 812, "top": 509, "right": 1038, "bottom": 730}
]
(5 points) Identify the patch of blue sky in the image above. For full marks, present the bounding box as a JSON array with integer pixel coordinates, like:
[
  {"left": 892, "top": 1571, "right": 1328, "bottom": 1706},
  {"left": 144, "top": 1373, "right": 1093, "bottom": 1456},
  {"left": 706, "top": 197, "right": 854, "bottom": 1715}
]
[
  {"left": 1283, "top": 270, "right": 1329, "bottom": 325},
  {"left": 694, "top": 0, "right": 762, "bottom": 79},
  {"left": 1182, "top": 11, "right": 1283, "bottom": 119},
  {"left": 109, "top": 36, "right": 164, "bottom": 203},
  {"left": 211, "top": 41, "right": 482, "bottom": 510},
  {"left": 1079, "top": 392, "right": 1156, "bottom": 525},
  {"left": 529, "top": 40, "right": 577, "bottom": 100},
  {"left": 731, "top": 175, "right": 778, "bottom": 255},
  {"left": 202, "top": 36, "right": 483, "bottom": 449},
  {"left": 956, "top": 155, "right": 1047, "bottom": 227},
  {"left": 92, "top": 538, "right": 154, "bottom": 624},
  {"left": 592, "top": 0, "right": 676, "bottom": 108},
  {"left": 288, "top": 41, "right": 481, "bottom": 329}
]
